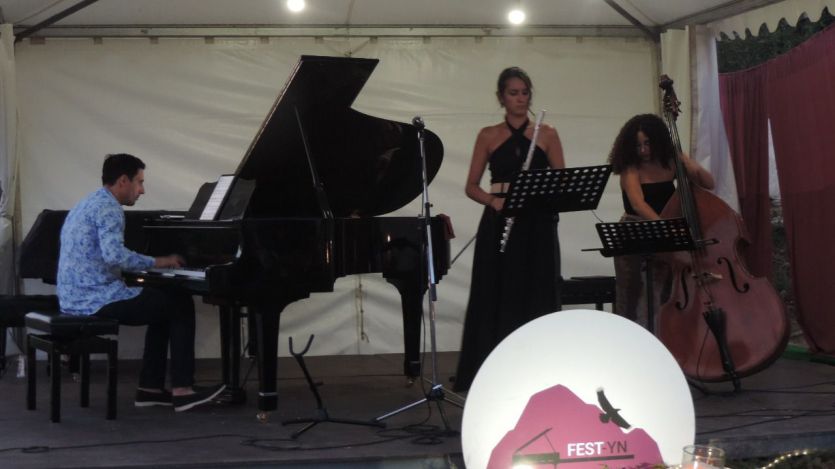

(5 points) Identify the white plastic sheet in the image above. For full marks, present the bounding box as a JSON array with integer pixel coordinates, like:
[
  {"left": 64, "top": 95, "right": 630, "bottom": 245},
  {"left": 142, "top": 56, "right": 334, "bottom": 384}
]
[{"left": 15, "top": 35, "right": 657, "bottom": 358}]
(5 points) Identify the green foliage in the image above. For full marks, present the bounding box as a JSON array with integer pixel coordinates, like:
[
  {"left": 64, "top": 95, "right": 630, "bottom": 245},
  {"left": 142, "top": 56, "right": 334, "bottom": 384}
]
[{"left": 717, "top": 7, "right": 834, "bottom": 73}]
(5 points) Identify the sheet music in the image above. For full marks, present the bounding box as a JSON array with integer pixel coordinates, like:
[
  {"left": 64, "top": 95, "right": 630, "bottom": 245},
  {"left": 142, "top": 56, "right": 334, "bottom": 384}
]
[{"left": 199, "top": 175, "right": 234, "bottom": 221}]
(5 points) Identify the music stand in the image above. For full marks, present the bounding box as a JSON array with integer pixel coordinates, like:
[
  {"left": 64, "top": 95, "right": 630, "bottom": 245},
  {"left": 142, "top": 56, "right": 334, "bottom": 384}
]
[
  {"left": 502, "top": 165, "right": 611, "bottom": 217},
  {"left": 373, "top": 117, "right": 463, "bottom": 431},
  {"left": 499, "top": 165, "right": 610, "bottom": 251},
  {"left": 593, "top": 218, "right": 694, "bottom": 333}
]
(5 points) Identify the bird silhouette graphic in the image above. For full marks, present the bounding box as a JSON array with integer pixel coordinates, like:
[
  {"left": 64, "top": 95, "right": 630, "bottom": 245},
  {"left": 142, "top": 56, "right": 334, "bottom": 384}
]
[{"left": 597, "top": 387, "right": 631, "bottom": 429}]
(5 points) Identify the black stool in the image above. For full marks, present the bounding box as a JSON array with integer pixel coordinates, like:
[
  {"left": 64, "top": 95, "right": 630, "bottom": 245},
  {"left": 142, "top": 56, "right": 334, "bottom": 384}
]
[
  {"left": 561, "top": 276, "right": 616, "bottom": 310},
  {"left": 0, "top": 295, "right": 60, "bottom": 377},
  {"left": 25, "top": 311, "right": 119, "bottom": 422}
]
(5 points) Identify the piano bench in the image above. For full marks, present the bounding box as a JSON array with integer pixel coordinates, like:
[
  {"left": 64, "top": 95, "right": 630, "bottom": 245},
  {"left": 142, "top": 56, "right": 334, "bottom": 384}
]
[
  {"left": 24, "top": 311, "right": 119, "bottom": 423},
  {"left": 0, "top": 295, "right": 60, "bottom": 378},
  {"left": 561, "top": 276, "right": 616, "bottom": 310}
]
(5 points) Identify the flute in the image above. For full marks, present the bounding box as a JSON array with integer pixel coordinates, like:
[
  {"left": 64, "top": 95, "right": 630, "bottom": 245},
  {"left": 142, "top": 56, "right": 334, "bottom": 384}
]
[{"left": 499, "top": 110, "right": 546, "bottom": 253}]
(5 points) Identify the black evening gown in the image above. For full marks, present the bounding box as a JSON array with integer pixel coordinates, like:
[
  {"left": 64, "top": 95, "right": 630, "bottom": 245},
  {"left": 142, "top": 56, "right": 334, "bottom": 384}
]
[{"left": 453, "top": 120, "right": 562, "bottom": 392}]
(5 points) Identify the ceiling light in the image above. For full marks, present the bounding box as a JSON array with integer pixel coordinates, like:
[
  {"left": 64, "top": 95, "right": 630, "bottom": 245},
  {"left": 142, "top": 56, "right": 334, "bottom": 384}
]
[
  {"left": 508, "top": 8, "right": 526, "bottom": 25},
  {"left": 287, "top": 0, "right": 305, "bottom": 13}
]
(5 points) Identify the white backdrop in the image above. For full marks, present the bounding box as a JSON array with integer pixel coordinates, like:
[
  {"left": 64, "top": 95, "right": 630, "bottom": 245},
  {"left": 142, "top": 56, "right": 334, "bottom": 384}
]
[{"left": 15, "top": 35, "right": 657, "bottom": 358}]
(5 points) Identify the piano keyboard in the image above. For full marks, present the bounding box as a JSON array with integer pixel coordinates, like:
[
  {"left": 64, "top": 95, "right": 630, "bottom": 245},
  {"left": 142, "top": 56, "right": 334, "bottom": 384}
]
[{"left": 138, "top": 267, "right": 207, "bottom": 280}]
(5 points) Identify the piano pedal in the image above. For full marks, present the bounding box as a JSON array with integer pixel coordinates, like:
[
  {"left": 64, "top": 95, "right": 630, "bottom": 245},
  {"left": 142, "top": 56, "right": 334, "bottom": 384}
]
[{"left": 405, "top": 376, "right": 416, "bottom": 387}]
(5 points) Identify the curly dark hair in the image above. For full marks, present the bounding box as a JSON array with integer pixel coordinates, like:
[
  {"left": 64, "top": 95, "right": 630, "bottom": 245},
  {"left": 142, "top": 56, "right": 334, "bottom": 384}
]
[
  {"left": 496, "top": 66, "right": 533, "bottom": 106},
  {"left": 607, "top": 114, "right": 676, "bottom": 174}
]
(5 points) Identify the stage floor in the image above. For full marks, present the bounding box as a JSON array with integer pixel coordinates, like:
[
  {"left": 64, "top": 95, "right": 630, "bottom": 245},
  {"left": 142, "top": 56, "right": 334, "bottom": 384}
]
[{"left": 1, "top": 351, "right": 834, "bottom": 468}]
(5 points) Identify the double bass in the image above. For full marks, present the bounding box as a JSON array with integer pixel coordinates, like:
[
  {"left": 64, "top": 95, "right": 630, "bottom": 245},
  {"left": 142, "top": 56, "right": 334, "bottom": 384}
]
[{"left": 656, "top": 75, "right": 788, "bottom": 390}]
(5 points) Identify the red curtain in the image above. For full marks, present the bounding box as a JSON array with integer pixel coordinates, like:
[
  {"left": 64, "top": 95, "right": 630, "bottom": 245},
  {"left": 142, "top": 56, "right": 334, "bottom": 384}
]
[
  {"left": 766, "top": 24, "right": 835, "bottom": 353},
  {"left": 718, "top": 64, "right": 772, "bottom": 279}
]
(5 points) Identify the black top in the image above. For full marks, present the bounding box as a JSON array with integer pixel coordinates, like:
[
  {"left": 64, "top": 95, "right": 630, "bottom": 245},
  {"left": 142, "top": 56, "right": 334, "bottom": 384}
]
[
  {"left": 233, "top": 55, "right": 444, "bottom": 218},
  {"left": 622, "top": 180, "right": 675, "bottom": 215},
  {"left": 488, "top": 119, "right": 549, "bottom": 184}
]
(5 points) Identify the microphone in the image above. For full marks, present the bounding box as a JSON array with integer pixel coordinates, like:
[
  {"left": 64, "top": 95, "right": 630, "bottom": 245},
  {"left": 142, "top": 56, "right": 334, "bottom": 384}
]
[{"left": 412, "top": 116, "right": 425, "bottom": 129}]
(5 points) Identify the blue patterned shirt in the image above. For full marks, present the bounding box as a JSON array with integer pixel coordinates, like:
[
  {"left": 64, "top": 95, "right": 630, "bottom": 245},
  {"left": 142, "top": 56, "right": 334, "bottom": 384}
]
[{"left": 57, "top": 187, "right": 154, "bottom": 315}]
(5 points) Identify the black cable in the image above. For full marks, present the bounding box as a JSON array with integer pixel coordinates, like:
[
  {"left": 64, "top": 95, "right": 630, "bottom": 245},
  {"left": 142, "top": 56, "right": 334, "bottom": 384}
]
[
  {"left": 744, "top": 388, "right": 835, "bottom": 395},
  {"left": 0, "top": 419, "right": 458, "bottom": 455},
  {"left": 698, "top": 408, "right": 835, "bottom": 419},
  {"left": 696, "top": 410, "right": 825, "bottom": 436},
  {"left": 756, "top": 379, "right": 835, "bottom": 390},
  {"left": 243, "top": 422, "right": 451, "bottom": 452},
  {"left": 692, "top": 381, "right": 835, "bottom": 402},
  {"left": 589, "top": 209, "right": 605, "bottom": 223},
  {"left": 697, "top": 416, "right": 795, "bottom": 436},
  {"left": 0, "top": 433, "right": 257, "bottom": 454}
]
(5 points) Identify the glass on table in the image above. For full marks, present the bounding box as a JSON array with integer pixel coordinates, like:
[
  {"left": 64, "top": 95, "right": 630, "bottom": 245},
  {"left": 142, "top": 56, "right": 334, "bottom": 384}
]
[{"left": 681, "top": 444, "right": 726, "bottom": 469}]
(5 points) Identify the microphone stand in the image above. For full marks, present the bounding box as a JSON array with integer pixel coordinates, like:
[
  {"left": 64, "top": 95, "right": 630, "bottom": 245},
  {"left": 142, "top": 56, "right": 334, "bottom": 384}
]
[{"left": 374, "top": 117, "right": 464, "bottom": 428}]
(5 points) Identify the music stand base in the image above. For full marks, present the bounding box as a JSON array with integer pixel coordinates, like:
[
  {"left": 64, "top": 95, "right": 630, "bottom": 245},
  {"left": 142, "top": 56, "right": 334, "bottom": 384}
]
[
  {"left": 686, "top": 377, "right": 741, "bottom": 396},
  {"left": 283, "top": 408, "right": 384, "bottom": 439},
  {"left": 283, "top": 335, "right": 384, "bottom": 438},
  {"left": 374, "top": 383, "right": 463, "bottom": 431}
]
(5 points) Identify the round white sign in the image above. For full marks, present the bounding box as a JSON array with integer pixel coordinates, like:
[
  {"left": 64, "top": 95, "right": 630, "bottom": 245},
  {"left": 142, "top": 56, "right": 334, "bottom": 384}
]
[{"left": 461, "top": 309, "right": 695, "bottom": 469}]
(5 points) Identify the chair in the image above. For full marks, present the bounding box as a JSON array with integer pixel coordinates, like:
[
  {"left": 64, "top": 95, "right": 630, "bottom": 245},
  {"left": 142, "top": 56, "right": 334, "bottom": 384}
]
[
  {"left": 561, "top": 276, "right": 616, "bottom": 310},
  {"left": 25, "top": 311, "right": 119, "bottom": 422},
  {"left": 0, "top": 295, "right": 60, "bottom": 377}
]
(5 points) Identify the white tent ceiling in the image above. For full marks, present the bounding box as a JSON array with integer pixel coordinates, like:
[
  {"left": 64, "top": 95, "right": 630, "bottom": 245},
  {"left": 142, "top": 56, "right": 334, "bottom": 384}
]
[{"left": 0, "top": 0, "right": 808, "bottom": 39}]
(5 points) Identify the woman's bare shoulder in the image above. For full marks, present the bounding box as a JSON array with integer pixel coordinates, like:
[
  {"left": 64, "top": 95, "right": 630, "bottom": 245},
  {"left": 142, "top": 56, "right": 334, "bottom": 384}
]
[
  {"left": 479, "top": 122, "right": 505, "bottom": 137},
  {"left": 538, "top": 123, "right": 560, "bottom": 138},
  {"left": 476, "top": 122, "right": 508, "bottom": 146}
]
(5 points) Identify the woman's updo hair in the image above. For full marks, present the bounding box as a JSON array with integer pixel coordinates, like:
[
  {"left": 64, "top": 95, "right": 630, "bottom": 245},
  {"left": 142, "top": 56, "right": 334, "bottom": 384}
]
[{"left": 496, "top": 66, "right": 533, "bottom": 105}]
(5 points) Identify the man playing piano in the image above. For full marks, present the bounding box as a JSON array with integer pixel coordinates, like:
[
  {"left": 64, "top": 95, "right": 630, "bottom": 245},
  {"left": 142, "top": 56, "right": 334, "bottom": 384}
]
[{"left": 57, "top": 153, "right": 225, "bottom": 412}]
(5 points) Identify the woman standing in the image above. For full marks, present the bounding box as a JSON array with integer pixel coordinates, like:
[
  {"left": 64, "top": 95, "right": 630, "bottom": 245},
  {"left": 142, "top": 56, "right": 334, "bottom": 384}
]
[
  {"left": 608, "top": 114, "right": 714, "bottom": 327},
  {"left": 453, "top": 67, "right": 565, "bottom": 392}
]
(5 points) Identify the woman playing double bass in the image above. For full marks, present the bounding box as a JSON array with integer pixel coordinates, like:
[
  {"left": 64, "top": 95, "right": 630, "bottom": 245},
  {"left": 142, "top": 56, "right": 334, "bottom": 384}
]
[
  {"left": 614, "top": 76, "right": 788, "bottom": 388},
  {"left": 608, "top": 114, "right": 714, "bottom": 328}
]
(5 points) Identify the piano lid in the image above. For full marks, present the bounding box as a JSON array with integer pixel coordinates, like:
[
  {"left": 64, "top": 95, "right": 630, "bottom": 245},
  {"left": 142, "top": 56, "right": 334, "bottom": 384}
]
[{"left": 234, "top": 55, "right": 444, "bottom": 218}]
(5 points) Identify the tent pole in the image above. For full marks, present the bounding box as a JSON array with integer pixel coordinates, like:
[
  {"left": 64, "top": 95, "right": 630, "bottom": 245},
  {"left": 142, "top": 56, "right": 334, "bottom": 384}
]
[
  {"left": 14, "top": 0, "right": 100, "bottom": 43},
  {"left": 602, "top": 0, "right": 660, "bottom": 42}
]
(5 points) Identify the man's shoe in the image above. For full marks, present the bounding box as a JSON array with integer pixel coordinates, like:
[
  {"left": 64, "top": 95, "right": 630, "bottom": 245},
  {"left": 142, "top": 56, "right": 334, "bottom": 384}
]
[
  {"left": 135, "top": 389, "right": 173, "bottom": 407},
  {"left": 173, "top": 384, "right": 226, "bottom": 412}
]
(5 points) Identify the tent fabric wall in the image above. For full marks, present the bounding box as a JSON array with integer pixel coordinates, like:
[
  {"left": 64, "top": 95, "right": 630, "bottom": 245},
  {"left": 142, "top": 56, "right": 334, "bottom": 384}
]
[
  {"left": 660, "top": 29, "right": 691, "bottom": 154},
  {"left": 693, "top": 25, "right": 739, "bottom": 212},
  {"left": 15, "top": 35, "right": 657, "bottom": 359},
  {"left": 658, "top": 27, "right": 740, "bottom": 211},
  {"left": 1, "top": 24, "right": 20, "bottom": 356}
]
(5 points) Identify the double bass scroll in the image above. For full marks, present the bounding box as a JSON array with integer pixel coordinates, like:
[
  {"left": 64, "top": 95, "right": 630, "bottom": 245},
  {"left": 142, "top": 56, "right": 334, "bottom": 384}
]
[{"left": 656, "top": 75, "right": 789, "bottom": 389}]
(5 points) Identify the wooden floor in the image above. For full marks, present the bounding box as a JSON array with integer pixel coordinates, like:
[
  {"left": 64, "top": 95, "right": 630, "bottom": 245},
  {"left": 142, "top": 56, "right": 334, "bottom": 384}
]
[{"left": 1, "top": 351, "right": 835, "bottom": 468}]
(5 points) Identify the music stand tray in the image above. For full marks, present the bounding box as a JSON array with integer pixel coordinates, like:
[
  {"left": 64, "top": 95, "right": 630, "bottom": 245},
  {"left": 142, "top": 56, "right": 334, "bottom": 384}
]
[
  {"left": 593, "top": 218, "right": 694, "bottom": 334},
  {"left": 502, "top": 165, "right": 611, "bottom": 217},
  {"left": 595, "top": 218, "right": 694, "bottom": 258}
]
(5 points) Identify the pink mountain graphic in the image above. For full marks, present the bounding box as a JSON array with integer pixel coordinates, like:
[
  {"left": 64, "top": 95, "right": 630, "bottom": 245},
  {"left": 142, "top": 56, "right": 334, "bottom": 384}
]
[{"left": 488, "top": 384, "right": 663, "bottom": 469}]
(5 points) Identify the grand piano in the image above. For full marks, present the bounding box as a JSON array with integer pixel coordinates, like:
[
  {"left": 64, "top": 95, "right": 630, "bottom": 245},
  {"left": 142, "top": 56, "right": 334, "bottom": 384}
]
[{"left": 20, "top": 55, "right": 451, "bottom": 417}]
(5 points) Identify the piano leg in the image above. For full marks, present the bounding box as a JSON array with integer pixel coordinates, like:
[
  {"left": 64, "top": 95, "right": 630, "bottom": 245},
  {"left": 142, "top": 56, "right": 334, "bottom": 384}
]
[
  {"left": 386, "top": 276, "right": 426, "bottom": 379},
  {"left": 217, "top": 305, "right": 246, "bottom": 404},
  {"left": 251, "top": 303, "right": 281, "bottom": 420}
]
